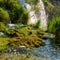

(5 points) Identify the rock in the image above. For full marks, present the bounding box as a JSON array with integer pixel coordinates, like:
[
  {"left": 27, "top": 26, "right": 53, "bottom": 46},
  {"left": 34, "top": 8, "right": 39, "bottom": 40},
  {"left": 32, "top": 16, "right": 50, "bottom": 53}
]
[
  {"left": 42, "top": 33, "right": 55, "bottom": 39},
  {"left": 0, "top": 32, "right": 5, "bottom": 36},
  {"left": 8, "top": 24, "right": 16, "bottom": 27}
]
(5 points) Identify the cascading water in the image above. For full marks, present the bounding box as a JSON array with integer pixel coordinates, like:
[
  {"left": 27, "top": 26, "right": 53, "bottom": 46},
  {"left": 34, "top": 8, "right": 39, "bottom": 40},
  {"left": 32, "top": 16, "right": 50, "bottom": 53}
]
[
  {"left": 19, "top": 0, "right": 47, "bottom": 30},
  {"left": 38, "top": 0, "right": 47, "bottom": 30},
  {"left": 25, "top": 3, "right": 38, "bottom": 24},
  {"left": 25, "top": 0, "right": 47, "bottom": 30}
]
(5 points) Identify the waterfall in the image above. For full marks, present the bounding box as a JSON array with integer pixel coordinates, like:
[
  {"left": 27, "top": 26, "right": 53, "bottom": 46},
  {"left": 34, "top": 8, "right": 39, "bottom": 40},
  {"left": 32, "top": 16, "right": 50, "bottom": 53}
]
[
  {"left": 38, "top": 0, "right": 47, "bottom": 30},
  {"left": 19, "top": 0, "right": 48, "bottom": 30},
  {"left": 25, "top": 3, "right": 38, "bottom": 24}
]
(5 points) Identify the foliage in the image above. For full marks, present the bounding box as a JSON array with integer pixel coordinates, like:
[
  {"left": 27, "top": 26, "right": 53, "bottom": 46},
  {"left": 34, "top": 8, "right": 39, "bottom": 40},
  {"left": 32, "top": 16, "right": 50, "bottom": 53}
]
[
  {"left": 43, "top": 0, "right": 54, "bottom": 19},
  {"left": 33, "top": 20, "right": 40, "bottom": 29},
  {"left": 9, "top": 35, "right": 44, "bottom": 48},
  {"left": 43, "top": 0, "right": 60, "bottom": 19},
  {"left": 0, "top": 0, "right": 29, "bottom": 24},
  {"left": 48, "top": 16, "right": 60, "bottom": 44},
  {"left": 0, "top": 22, "right": 8, "bottom": 31},
  {"left": 26, "top": 0, "right": 35, "bottom": 3},
  {"left": 4, "top": 0, "right": 29, "bottom": 24},
  {"left": 0, "top": 7, "right": 9, "bottom": 22},
  {"left": 17, "top": 27, "right": 30, "bottom": 36},
  {"left": 0, "top": 26, "right": 45, "bottom": 49},
  {"left": 18, "top": 9, "right": 29, "bottom": 24},
  {"left": 48, "top": 16, "right": 60, "bottom": 33},
  {"left": 0, "top": 0, "right": 4, "bottom": 7},
  {"left": 0, "top": 37, "right": 9, "bottom": 51}
]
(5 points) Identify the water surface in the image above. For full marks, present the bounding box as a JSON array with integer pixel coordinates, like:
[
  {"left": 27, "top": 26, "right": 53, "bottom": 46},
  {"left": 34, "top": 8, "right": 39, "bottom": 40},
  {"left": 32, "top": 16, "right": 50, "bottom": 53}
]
[{"left": 32, "top": 39, "right": 60, "bottom": 60}]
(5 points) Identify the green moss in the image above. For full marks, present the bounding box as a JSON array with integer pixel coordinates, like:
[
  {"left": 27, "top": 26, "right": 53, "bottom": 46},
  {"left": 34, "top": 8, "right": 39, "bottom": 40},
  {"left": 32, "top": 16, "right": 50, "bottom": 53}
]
[
  {"left": 0, "top": 25, "right": 46, "bottom": 51},
  {"left": 0, "top": 22, "right": 8, "bottom": 31},
  {"left": 0, "top": 37, "right": 9, "bottom": 51},
  {"left": 17, "top": 27, "right": 30, "bottom": 36}
]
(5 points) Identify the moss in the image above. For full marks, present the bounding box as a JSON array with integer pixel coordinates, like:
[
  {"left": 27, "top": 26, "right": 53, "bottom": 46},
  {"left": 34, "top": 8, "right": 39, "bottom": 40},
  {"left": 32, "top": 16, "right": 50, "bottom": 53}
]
[
  {"left": 17, "top": 27, "right": 30, "bottom": 36},
  {"left": 0, "top": 37, "right": 9, "bottom": 51},
  {"left": 4, "top": 26, "right": 45, "bottom": 48},
  {"left": 0, "top": 25, "right": 46, "bottom": 51},
  {"left": 8, "top": 33, "right": 45, "bottom": 48},
  {"left": 0, "top": 53, "right": 41, "bottom": 60}
]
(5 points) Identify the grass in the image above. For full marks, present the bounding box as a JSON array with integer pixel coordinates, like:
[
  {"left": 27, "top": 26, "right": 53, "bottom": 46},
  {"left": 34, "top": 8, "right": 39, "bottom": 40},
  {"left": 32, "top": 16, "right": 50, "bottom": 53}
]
[{"left": 48, "top": 16, "right": 60, "bottom": 33}]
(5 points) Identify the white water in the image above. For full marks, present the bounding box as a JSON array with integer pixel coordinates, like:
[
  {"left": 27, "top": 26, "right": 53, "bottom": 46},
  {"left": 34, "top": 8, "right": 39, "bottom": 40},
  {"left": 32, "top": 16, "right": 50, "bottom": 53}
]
[
  {"left": 38, "top": 0, "right": 47, "bottom": 30},
  {"left": 19, "top": 0, "right": 48, "bottom": 30},
  {"left": 25, "top": 0, "right": 47, "bottom": 30},
  {"left": 25, "top": 3, "right": 38, "bottom": 24}
]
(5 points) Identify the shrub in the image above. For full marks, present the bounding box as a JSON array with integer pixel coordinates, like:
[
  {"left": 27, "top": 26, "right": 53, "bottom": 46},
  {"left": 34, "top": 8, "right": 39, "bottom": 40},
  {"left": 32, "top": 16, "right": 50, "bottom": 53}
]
[
  {"left": 0, "top": 22, "right": 8, "bottom": 31},
  {"left": 0, "top": 7, "right": 9, "bottom": 22},
  {"left": 48, "top": 16, "right": 60, "bottom": 44},
  {"left": 18, "top": 8, "right": 29, "bottom": 24},
  {"left": 0, "top": 37, "right": 9, "bottom": 51},
  {"left": 0, "top": 0, "right": 29, "bottom": 24},
  {"left": 4, "top": 0, "right": 29, "bottom": 24},
  {"left": 33, "top": 20, "right": 40, "bottom": 29},
  {"left": 0, "top": 0, "right": 4, "bottom": 7},
  {"left": 48, "top": 16, "right": 60, "bottom": 33}
]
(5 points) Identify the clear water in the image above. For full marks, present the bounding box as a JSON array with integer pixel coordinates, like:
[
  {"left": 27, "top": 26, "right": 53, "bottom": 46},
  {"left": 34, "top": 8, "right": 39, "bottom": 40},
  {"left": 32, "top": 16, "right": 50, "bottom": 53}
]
[
  {"left": 32, "top": 39, "right": 60, "bottom": 60},
  {"left": 0, "top": 39, "right": 60, "bottom": 60}
]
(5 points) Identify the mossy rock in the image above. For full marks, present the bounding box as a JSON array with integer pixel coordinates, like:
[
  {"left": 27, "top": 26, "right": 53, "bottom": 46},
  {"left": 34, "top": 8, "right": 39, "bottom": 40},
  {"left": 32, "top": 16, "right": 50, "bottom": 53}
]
[{"left": 9, "top": 34, "right": 44, "bottom": 48}]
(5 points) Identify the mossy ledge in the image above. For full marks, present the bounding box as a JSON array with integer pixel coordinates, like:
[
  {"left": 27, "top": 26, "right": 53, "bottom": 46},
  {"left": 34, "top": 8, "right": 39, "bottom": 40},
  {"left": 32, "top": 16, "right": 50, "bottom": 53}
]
[{"left": 0, "top": 25, "right": 46, "bottom": 51}]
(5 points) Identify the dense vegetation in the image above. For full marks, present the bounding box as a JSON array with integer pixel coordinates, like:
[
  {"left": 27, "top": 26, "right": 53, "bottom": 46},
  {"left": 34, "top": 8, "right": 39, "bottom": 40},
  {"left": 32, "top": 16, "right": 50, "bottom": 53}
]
[
  {"left": 43, "top": 0, "right": 60, "bottom": 44},
  {"left": 0, "top": 0, "right": 60, "bottom": 60},
  {"left": 0, "top": 0, "right": 46, "bottom": 51},
  {"left": 0, "top": 0, "right": 60, "bottom": 51},
  {"left": 0, "top": 0, "right": 29, "bottom": 24}
]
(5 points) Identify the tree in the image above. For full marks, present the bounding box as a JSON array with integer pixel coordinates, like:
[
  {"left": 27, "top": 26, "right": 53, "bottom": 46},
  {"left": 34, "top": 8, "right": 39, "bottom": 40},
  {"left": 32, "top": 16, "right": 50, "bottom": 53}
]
[{"left": 0, "top": 0, "right": 29, "bottom": 24}]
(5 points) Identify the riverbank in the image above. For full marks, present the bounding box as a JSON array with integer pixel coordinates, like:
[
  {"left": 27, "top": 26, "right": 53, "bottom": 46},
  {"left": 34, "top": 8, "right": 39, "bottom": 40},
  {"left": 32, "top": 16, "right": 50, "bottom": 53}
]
[
  {"left": 0, "top": 23, "right": 55, "bottom": 52},
  {"left": 0, "top": 39, "right": 60, "bottom": 60}
]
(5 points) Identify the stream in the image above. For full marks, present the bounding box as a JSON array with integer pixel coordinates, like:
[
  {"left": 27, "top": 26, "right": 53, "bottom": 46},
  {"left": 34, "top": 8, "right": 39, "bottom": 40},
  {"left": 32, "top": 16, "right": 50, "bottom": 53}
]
[
  {"left": 0, "top": 39, "right": 60, "bottom": 60},
  {"left": 32, "top": 39, "right": 60, "bottom": 60}
]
